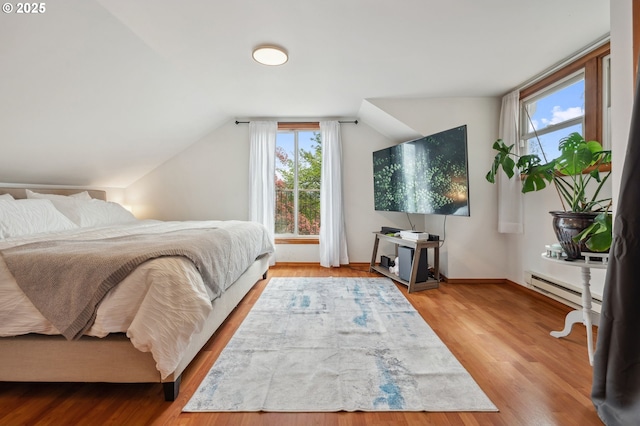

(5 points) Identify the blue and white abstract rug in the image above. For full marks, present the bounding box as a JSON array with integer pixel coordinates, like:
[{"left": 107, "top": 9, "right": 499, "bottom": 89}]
[{"left": 183, "top": 277, "right": 498, "bottom": 412}]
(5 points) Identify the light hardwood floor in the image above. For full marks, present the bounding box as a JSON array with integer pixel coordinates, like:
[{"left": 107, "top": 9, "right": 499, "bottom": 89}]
[{"left": 0, "top": 265, "right": 602, "bottom": 425}]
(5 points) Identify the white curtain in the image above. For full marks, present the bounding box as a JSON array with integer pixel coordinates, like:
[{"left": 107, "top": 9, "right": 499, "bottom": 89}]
[
  {"left": 319, "top": 121, "right": 349, "bottom": 267},
  {"left": 497, "top": 90, "right": 524, "bottom": 234},
  {"left": 249, "top": 121, "right": 277, "bottom": 263}
]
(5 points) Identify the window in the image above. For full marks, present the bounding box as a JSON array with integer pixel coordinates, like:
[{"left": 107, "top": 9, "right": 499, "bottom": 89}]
[
  {"left": 519, "top": 42, "right": 610, "bottom": 161},
  {"left": 521, "top": 72, "right": 584, "bottom": 160},
  {"left": 275, "top": 128, "right": 322, "bottom": 237}
]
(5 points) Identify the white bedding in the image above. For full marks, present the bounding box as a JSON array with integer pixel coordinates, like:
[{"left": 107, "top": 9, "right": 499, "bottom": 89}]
[{"left": 0, "top": 219, "right": 274, "bottom": 379}]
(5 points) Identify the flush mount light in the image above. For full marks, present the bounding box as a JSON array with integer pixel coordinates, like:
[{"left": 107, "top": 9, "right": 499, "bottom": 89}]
[{"left": 252, "top": 45, "right": 288, "bottom": 66}]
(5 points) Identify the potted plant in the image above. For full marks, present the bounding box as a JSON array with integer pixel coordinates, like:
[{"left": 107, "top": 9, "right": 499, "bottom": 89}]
[{"left": 486, "top": 132, "right": 612, "bottom": 259}]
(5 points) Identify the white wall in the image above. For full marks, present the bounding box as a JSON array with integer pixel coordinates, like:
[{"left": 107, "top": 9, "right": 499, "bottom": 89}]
[
  {"left": 125, "top": 100, "right": 508, "bottom": 278},
  {"left": 124, "top": 0, "right": 633, "bottom": 285},
  {"left": 125, "top": 120, "right": 250, "bottom": 221},
  {"left": 516, "top": 2, "right": 633, "bottom": 299},
  {"left": 361, "top": 48, "right": 627, "bottom": 292},
  {"left": 366, "top": 97, "right": 506, "bottom": 279},
  {"left": 368, "top": 3, "right": 634, "bottom": 296},
  {"left": 611, "top": 0, "right": 634, "bottom": 208},
  {"left": 125, "top": 119, "right": 414, "bottom": 264},
  {"left": 342, "top": 122, "right": 414, "bottom": 264}
]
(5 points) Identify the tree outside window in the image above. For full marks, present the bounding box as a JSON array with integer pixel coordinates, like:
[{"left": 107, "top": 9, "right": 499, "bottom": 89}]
[{"left": 275, "top": 130, "right": 321, "bottom": 236}]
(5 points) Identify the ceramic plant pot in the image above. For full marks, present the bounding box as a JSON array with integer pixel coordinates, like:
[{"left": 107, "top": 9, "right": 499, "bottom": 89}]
[{"left": 549, "top": 211, "right": 600, "bottom": 260}]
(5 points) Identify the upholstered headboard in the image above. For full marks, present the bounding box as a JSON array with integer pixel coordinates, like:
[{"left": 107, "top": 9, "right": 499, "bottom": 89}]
[{"left": 0, "top": 187, "right": 107, "bottom": 201}]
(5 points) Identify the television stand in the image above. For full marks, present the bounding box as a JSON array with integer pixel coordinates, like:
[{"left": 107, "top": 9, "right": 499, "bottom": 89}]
[{"left": 369, "top": 232, "right": 440, "bottom": 293}]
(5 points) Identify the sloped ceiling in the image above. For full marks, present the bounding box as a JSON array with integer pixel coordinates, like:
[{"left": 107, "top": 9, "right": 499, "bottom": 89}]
[{"left": 0, "top": 0, "right": 610, "bottom": 188}]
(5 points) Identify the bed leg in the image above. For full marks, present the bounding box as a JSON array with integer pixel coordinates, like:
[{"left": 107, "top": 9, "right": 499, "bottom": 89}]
[
  {"left": 163, "top": 375, "right": 181, "bottom": 401},
  {"left": 262, "top": 271, "right": 268, "bottom": 280}
]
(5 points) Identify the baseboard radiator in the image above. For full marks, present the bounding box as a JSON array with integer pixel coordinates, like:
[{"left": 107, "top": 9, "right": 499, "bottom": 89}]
[{"left": 529, "top": 273, "right": 602, "bottom": 314}]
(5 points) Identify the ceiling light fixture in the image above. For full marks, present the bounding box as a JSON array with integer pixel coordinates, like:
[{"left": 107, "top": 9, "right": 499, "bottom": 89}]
[{"left": 252, "top": 45, "right": 288, "bottom": 66}]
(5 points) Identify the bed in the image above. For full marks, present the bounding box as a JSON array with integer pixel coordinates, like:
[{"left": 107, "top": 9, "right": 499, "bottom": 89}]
[{"left": 0, "top": 187, "right": 273, "bottom": 400}]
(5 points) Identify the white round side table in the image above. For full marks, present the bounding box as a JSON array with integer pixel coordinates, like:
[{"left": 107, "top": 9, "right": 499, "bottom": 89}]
[{"left": 541, "top": 252, "right": 608, "bottom": 365}]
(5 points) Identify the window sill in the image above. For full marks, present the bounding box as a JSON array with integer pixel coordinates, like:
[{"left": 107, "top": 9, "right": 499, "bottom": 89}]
[{"left": 275, "top": 238, "right": 319, "bottom": 245}]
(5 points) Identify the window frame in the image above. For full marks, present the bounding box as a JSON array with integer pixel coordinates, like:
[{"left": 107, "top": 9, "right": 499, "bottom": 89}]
[
  {"left": 519, "top": 42, "right": 610, "bottom": 149},
  {"left": 274, "top": 122, "right": 321, "bottom": 244},
  {"left": 601, "top": 53, "right": 611, "bottom": 150},
  {"left": 520, "top": 70, "right": 585, "bottom": 157},
  {"left": 634, "top": 0, "right": 640, "bottom": 86}
]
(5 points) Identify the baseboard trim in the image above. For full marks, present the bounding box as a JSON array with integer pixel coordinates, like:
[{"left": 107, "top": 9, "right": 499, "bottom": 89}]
[
  {"left": 271, "top": 262, "right": 323, "bottom": 267},
  {"left": 503, "top": 279, "right": 573, "bottom": 310},
  {"left": 347, "top": 262, "right": 371, "bottom": 269},
  {"left": 274, "top": 238, "right": 319, "bottom": 245},
  {"left": 271, "top": 262, "right": 370, "bottom": 268},
  {"left": 270, "top": 263, "right": 517, "bottom": 287},
  {"left": 445, "top": 278, "right": 506, "bottom": 285}
]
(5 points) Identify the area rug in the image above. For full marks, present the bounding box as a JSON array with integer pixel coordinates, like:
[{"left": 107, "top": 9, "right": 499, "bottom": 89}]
[{"left": 183, "top": 277, "right": 497, "bottom": 412}]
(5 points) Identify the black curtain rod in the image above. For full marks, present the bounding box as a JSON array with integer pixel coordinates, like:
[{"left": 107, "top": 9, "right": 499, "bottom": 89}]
[{"left": 234, "top": 120, "right": 358, "bottom": 125}]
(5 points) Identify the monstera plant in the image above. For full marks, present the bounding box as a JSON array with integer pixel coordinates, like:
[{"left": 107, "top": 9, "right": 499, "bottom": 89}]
[{"left": 486, "top": 132, "right": 612, "bottom": 258}]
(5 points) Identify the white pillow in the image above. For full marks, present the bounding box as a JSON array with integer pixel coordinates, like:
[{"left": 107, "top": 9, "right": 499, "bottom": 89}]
[
  {"left": 69, "top": 191, "right": 92, "bottom": 200},
  {"left": 70, "top": 198, "right": 138, "bottom": 227},
  {"left": 25, "top": 189, "right": 136, "bottom": 227},
  {"left": 26, "top": 189, "right": 92, "bottom": 201},
  {"left": 0, "top": 199, "right": 78, "bottom": 239},
  {"left": 26, "top": 190, "right": 85, "bottom": 225},
  {"left": 0, "top": 194, "right": 15, "bottom": 200},
  {"left": 26, "top": 194, "right": 136, "bottom": 227}
]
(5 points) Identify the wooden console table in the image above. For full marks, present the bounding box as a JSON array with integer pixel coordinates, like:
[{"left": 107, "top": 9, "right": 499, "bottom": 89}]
[
  {"left": 370, "top": 232, "right": 440, "bottom": 293},
  {"left": 541, "top": 252, "right": 608, "bottom": 365}
]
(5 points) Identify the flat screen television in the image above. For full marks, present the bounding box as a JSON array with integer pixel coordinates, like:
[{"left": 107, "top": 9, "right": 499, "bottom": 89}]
[{"left": 372, "top": 125, "right": 470, "bottom": 216}]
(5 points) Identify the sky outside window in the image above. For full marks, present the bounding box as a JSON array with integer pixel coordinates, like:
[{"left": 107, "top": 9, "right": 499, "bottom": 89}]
[{"left": 525, "top": 78, "right": 585, "bottom": 159}]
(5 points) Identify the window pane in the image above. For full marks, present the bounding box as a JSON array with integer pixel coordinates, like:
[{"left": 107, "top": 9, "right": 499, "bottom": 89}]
[
  {"left": 527, "top": 123, "right": 583, "bottom": 160},
  {"left": 275, "top": 132, "right": 295, "bottom": 234},
  {"left": 276, "top": 132, "right": 295, "bottom": 190},
  {"left": 602, "top": 55, "right": 611, "bottom": 149},
  {"left": 524, "top": 78, "right": 584, "bottom": 133},
  {"left": 297, "top": 131, "right": 321, "bottom": 190},
  {"left": 275, "top": 130, "right": 322, "bottom": 236},
  {"left": 298, "top": 189, "right": 320, "bottom": 235},
  {"left": 275, "top": 189, "right": 294, "bottom": 234},
  {"left": 296, "top": 131, "right": 321, "bottom": 235}
]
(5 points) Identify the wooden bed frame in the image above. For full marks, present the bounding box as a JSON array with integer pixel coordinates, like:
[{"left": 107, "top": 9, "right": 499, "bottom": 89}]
[{"left": 0, "top": 187, "right": 269, "bottom": 400}]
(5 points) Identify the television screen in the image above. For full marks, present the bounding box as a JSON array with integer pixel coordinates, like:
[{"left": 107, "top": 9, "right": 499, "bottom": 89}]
[{"left": 372, "top": 125, "right": 470, "bottom": 216}]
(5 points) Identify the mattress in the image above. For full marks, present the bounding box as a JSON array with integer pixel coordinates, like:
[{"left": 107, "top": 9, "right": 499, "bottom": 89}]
[{"left": 0, "top": 219, "right": 274, "bottom": 378}]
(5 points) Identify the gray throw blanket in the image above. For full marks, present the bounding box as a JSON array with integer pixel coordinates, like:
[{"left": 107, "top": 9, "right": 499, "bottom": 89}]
[{"left": 0, "top": 228, "right": 232, "bottom": 340}]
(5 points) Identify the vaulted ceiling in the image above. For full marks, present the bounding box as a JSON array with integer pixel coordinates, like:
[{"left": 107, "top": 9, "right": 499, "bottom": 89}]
[{"left": 0, "top": 0, "right": 610, "bottom": 188}]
